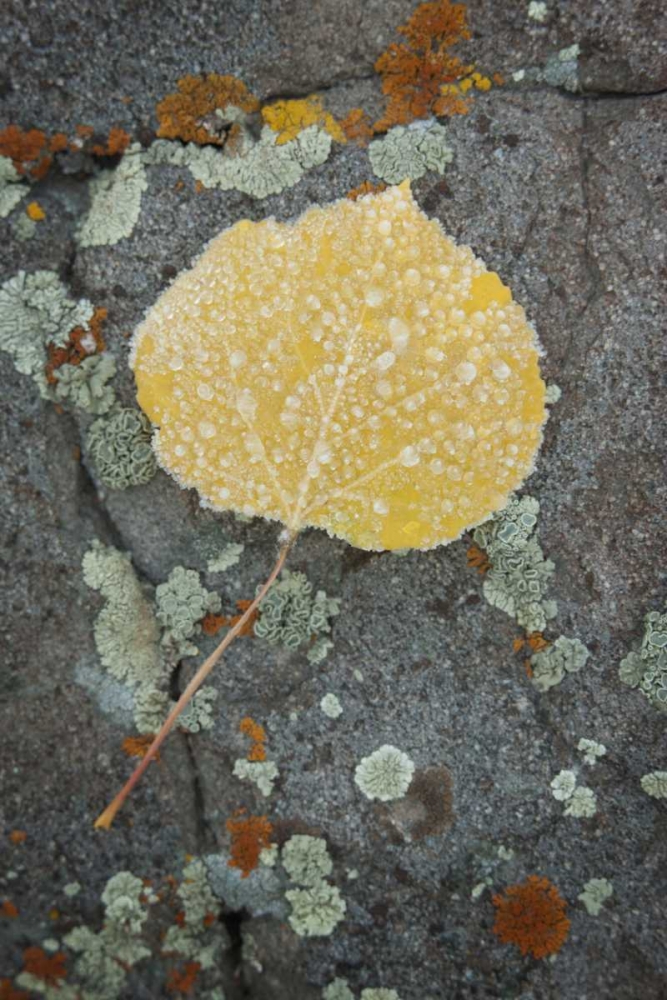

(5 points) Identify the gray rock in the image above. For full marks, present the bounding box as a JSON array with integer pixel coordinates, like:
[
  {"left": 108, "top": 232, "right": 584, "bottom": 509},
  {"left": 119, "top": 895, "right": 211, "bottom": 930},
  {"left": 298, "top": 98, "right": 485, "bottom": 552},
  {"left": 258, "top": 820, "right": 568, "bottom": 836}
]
[{"left": 0, "top": 2, "right": 665, "bottom": 998}]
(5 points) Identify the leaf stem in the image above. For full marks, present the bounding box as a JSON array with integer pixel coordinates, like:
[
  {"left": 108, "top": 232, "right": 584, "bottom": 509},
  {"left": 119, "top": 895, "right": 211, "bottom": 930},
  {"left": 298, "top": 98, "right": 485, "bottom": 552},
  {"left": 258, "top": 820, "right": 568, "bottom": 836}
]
[{"left": 94, "top": 531, "right": 298, "bottom": 830}]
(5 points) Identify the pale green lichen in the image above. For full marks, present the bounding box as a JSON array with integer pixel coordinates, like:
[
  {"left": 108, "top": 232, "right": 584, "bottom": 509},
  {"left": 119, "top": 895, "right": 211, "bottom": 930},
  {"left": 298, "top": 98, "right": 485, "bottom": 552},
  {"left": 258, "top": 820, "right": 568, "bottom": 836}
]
[
  {"left": 369, "top": 121, "right": 453, "bottom": 184},
  {"left": 564, "top": 786, "right": 597, "bottom": 818},
  {"left": 544, "top": 383, "right": 562, "bottom": 404},
  {"left": 144, "top": 122, "right": 331, "bottom": 200},
  {"left": 578, "top": 738, "right": 606, "bottom": 766},
  {"left": 354, "top": 744, "right": 415, "bottom": 802},
  {"left": 0, "top": 155, "right": 28, "bottom": 217},
  {"left": 282, "top": 835, "right": 333, "bottom": 887},
  {"left": 473, "top": 495, "right": 558, "bottom": 634},
  {"left": 179, "top": 685, "right": 218, "bottom": 733},
  {"left": 537, "top": 44, "right": 580, "bottom": 91},
  {"left": 162, "top": 859, "right": 228, "bottom": 971},
  {"left": 285, "top": 882, "right": 346, "bottom": 937},
  {"left": 578, "top": 877, "right": 613, "bottom": 916},
  {"left": 550, "top": 769, "right": 576, "bottom": 801},
  {"left": 78, "top": 144, "right": 147, "bottom": 247},
  {"left": 25, "top": 870, "right": 151, "bottom": 1000},
  {"left": 86, "top": 407, "right": 157, "bottom": 489},
  {"left": 0, "top": 269, "right": 94, "bottom": 395},
  {"left": 527, "top": 1, "right": 548, "bottom": 21},
  {"left": 63, "top": 881, "right": 82, "bottom": 898},
  {"left": 13, "top": 211, "right": 37, "bottom": 241},
  {"left": 530, "top": 636, "right": 590, "bottom": 692},
  {"left": 619, "top": 606, "right": 667, "bottom": 710},
  {"left": 156, "top": 565, "right": 221, "bottom": 644},
  {"left": 254, "top": 569, "right": 339, "bottom": 660},
  {"left": 207, "top": 542, "right": 245, "bottom": 573},
  {"left": 82, "top": 541, "right": 163, "bottom": 688},
  {"left": 361, "top": 991, "right": 402, "bottom": 1000},
  {"left": 83, "top": 542, "right": 219, "bottom": 734},
  {"left": 640, "top": 771, "right": 667, "bottom": 799},
  {"left": 323, "top": 978, "right": 355, "bottom": 1000},
  {"left": 320, "top": 692, "right": 343, "bottom": 719},
  {"left": 52, "top": 353, "right": 117, "bottom": 414},
  {"left": 233, "top": 758, "right": 279, "bottom": 797}
]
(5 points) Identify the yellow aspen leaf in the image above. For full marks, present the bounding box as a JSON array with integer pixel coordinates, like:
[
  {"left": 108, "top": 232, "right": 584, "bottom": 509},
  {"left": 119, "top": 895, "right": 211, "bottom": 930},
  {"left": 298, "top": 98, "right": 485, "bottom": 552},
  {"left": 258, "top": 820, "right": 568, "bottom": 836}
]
[
  {"left": 131, "top": 182, "right": 546, "bottom": 553},
  {"left": 261, "top": 95, "right": 345, "bottom": 145}
]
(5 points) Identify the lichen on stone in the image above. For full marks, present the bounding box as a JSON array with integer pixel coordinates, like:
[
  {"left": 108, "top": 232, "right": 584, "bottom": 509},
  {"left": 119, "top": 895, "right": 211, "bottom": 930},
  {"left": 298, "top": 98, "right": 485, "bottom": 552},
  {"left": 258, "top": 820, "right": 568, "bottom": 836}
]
[
  {"left": 155, "top": 565, "right": 221, "bottom": 646},
  {"left": 20, "top": 870, "right": 152, "bottom": 1000},
  {"left": 473, "top": 496, "right": 558, "bottom": 635},
  {"left": 52, "top": 353, "right": 117, "bottom": 414},
  {"left": 282, "top": 835, "right": 333, "bottom": 887},
  {"left": 179, "top": 685, "right": 218, "bottom": 733},
  {"left": 207, "top": 542, "right": 245, "bottom": 573},
  {"left": 320, "top": 693, "right": 343, "bottom": 719},
  {"left": 0, "top": 270, "right": 94, "bottom": 396},
  {"left": 82, "top": 541, "right": 163, "bottom": 689},
  {"left": 285, "top": 882, "right": 346, "bottom": 937},
  {"left": 0, "top": 154, "right": 28, "bottom": 217},
  {"left": 83, "top": 542, "right": 219, "bottom": 735},
  {"left": 77, "top": 144, "right": 147, "bottom": 247},
  {"left": 563, "top": 786, "right": 597, "bottom": 819},
  {"left": 354, "top": 744, "right": 415, "bottom": 802},
  {"left": 550, "top": 769, "right": 576, "bottom": 802},
  {"left": 323, "top": 979, "right": 355, "bottom": 1000},
  {"left": 254, "top": 569, "right": 340, "bottom": 660},
  {"left": 640, "top": 771, "right": 667, "bottom": 799},
  {"left": 233, "top": 758, "right": 279, "bottom": 797},
  {"left": 86, "top": 407, "right": 157, "bottom": 489},
  {"left": 369, "top": 121, "right": 453, "bottom": 184},
  {"left": 530, "top": 636, "right": 590, "bottom": 692},
  {"left": 578, "top": 877, "right": 613, "bottom": 916},
  {"left": 144, "top": 120, "right": 331, "bottom": 200},
  {"left": 619, "top": 606, "right": 667, "bottom": 710},
  {"left": 578, "top": 738, "right": 606, "bottom": 766}
]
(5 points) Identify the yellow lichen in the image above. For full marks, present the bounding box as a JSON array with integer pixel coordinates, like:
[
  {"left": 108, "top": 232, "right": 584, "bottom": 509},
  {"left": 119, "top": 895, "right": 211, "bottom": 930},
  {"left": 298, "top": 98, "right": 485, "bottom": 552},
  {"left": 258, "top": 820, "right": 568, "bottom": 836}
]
[
  {"left": 261, "top": 95, "right": 345, "bottom": 145},
  {"left": 26, "top": 201, "right": 45, "bottom": 221},
  {"left": 131, "top": 182, "right": 546, "bottom": 552}
]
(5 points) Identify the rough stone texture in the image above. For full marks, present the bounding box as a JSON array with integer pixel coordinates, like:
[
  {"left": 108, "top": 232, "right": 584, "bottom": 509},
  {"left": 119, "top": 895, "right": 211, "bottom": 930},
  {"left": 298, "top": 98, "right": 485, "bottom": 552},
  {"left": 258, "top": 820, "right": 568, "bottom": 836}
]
[{"left": 1, "top": 1, "right": 666, "bottom": 998}]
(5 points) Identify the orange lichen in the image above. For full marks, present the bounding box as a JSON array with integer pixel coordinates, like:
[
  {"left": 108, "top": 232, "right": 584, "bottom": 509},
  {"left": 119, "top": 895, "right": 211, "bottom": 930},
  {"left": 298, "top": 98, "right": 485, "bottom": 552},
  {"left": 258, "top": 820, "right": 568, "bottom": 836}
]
[
  {"left": 156, "top": 74, "right": 260, "bottom": 145},
  {"left": 492, "top": 875, "right": 570, "bottom": 959},
  {"left": 226, "top": 813, "right": 273, "bottom": 878},
  {"left": 21, "top": 948, "right": 67, "bottom": 985},
  {"left": 374, "top": 0, "right": 472, "bottom": 130},
  {"left": 49, "top": 133, "right": 69, "bottom": 153},
  {"left": 467, "top": 544, "right": 491, "bottom": 574},
  {"left": 514, "top": 632, "right": 550, "bottom": 654},
  {"left": 340, "top": 108, "right": 375, "bottom": 146},
  {"left": 0, "top": 125, "right": 52, "bottom": 178},
  {"left": 240, "top": 716, "right": 267, "bottom": 760},
  {"left": 91, "top": 126, "right": 131, "bottom": 157},
  {"left": 44, "top": 306, "right": 107, "bottom": 384},
  {"left": 122, "top": 734, "right": 160, "bottom": 761},
  {"left": 166, "top": 961, "right": 201, "bottom": 994},
  {"left": 0, "top": 980, "right": 29, "bottom": 1000},
  {"left": 1, "top": 900, "right": 18, "bottom": 918},
  {"left": 346, "top": 180, "right": 388, "bottom": 201},
  {"left": 26, "top": 201, "right": 45, "bottom": 222},
  {"left": 206, "top": 600, "right": 259, "bottom": 638},
  {"left": 8, "top": 830, "right": 27, "bottom": 845},
  {"left": 262, "top": 95, "right": 345, "bottom": 145},
  {"left": 48, "top": 908, "right": 60, "bottom": 921},
  {"left": 201, "top": 612, "right": 225, "bottom": 636}
]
